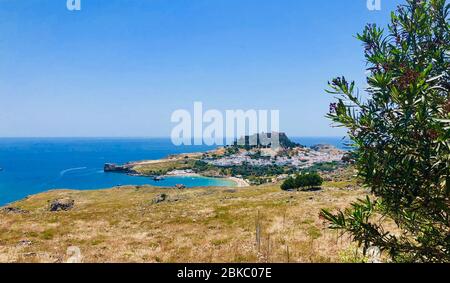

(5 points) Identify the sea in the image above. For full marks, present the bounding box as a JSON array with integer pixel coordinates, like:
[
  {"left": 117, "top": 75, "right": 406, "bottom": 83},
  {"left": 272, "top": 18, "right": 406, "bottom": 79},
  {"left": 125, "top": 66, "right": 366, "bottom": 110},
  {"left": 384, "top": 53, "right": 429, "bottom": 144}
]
[{"left": 0, "top": 137, "right": 350, "bottom": 206}]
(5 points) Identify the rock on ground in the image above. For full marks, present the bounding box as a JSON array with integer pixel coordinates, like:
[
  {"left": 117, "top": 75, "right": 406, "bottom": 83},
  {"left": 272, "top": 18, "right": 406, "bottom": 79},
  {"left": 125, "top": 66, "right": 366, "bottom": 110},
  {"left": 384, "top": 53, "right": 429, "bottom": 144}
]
[
  {"left": 49, "top": 198, "right": 75, "bottom": 212},
  {"left": 152, "top": 194, "right": 168, "bottom": 204},
  {"left": 1, "top": 207, "right": 28, "bottom": 214}
]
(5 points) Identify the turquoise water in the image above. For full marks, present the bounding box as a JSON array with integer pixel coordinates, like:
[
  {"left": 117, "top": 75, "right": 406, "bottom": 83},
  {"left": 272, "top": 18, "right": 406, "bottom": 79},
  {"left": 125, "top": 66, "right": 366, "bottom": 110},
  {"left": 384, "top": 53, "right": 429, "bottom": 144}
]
[{"left": 0, "top": 137, "right": 349, "bottom": 206}]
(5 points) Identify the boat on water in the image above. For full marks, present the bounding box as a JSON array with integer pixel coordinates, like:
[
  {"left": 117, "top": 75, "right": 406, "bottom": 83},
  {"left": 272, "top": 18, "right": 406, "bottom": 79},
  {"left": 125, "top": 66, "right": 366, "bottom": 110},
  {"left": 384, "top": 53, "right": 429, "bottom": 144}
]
[{"left": 153, "top": 176, "right": 164, "bottom": 181}]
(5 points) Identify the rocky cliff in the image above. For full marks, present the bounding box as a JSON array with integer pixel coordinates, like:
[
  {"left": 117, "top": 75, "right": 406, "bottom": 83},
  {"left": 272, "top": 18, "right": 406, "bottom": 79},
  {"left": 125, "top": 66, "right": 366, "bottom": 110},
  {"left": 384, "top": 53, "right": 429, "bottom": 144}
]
[{"left": 104, "top": 163, "right": 137, "bottom": 174}]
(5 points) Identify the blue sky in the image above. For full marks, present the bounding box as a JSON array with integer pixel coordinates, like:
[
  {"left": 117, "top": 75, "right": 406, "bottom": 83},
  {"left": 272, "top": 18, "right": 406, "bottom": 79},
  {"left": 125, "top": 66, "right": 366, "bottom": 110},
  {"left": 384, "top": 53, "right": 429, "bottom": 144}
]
[{"left": 0, "top": 0, "right": 403, "bottom": 137}]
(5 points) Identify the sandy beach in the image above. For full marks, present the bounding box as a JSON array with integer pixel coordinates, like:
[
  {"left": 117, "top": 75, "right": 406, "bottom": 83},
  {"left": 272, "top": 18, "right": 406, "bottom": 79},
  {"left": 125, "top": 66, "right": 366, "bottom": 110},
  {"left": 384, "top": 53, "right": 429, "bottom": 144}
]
[
  {"left": 227, "top": 177, "right": 250, "bottom": 187},
  {"left": 165, "top": 170, "right": 250, "bottom": 188}
]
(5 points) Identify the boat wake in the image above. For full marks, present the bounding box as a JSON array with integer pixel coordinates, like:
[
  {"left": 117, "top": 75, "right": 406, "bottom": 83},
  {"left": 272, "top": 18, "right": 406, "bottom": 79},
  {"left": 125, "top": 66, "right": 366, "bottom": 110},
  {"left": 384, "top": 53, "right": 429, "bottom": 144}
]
[{"left": 60, "top": 167, "right": 88, "bottom": 177}]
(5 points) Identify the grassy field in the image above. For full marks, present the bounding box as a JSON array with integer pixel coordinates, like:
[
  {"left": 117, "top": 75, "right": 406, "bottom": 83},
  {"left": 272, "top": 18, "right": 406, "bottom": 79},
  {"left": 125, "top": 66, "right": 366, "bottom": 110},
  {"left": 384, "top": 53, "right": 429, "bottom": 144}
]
[{"left": 0, "top": 178, "right": 371, "bottom": 263}]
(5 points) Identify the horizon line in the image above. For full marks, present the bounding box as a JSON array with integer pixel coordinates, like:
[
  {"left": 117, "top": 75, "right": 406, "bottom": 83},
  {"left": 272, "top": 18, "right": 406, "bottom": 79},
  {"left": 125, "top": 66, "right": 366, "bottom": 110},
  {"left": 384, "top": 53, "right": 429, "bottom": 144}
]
[{"left": 0, "top": 135, "right": 349, "bottom": 139}]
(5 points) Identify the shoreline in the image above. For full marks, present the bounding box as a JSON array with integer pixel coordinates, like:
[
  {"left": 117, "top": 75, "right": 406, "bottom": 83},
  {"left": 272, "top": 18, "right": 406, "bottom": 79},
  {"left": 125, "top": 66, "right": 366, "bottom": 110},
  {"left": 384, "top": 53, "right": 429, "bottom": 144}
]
[
  {"left": 108, "top": 149, "right": 254, "bottom": 189},
  {"left": 105, "top": 140, "right": 345, "bottom": 190},
  {"left": 227, "top": 176, "right": 250, "bottom": 188},
  {"left": 1, "top": 174, "right": 245, "bottom": 207},
  {"left": 163, "top": 171, "right": 249, "bottom": 188}
]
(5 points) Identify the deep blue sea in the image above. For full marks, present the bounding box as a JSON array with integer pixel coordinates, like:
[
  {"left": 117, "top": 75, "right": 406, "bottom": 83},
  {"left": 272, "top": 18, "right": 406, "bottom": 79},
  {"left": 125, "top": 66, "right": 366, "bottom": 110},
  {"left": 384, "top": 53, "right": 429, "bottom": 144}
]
[{"left": 0, "top": 137, "right": 349, "bottom": 206}]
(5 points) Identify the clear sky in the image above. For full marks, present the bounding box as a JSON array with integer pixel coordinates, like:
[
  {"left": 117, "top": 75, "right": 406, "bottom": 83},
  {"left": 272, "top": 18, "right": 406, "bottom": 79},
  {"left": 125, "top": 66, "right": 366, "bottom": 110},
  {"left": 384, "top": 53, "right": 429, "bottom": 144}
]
[{"left": 0, "top": 0, "right": 403, "bottom": 137}]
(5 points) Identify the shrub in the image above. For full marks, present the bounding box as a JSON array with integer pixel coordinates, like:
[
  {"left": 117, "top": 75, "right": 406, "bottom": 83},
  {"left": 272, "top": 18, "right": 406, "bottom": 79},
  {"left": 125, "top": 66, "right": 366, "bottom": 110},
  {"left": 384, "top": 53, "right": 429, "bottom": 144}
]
[
  {"left": 321, "top": 0, "right": 450, "bottom": 262},
  {"left": 281, "top": 173, "right": 323, "bottom": 191},
  {"left": 281, "top": 177, "right": 296, "bottom": 191},
  {"left": 296, "top": 173, "right": 323, "bottom": 190}
]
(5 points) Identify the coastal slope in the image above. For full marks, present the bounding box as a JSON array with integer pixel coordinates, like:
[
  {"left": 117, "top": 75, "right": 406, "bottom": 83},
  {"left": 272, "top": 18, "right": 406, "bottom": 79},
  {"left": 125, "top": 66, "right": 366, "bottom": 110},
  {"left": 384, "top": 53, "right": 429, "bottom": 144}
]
[{"left": 0, "top": 179, "right": 366, "bottom": 263}]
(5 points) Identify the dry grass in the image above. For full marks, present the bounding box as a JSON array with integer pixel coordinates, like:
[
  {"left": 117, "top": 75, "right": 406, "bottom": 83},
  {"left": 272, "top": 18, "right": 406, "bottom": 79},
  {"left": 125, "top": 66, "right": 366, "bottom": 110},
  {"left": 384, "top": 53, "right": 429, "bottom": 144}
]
[
  {"left": 133, "top": 159, "right": 197, "bottom": 175},
  {"left": 0, "top": 182, "right": 369, "bottom": 263}
]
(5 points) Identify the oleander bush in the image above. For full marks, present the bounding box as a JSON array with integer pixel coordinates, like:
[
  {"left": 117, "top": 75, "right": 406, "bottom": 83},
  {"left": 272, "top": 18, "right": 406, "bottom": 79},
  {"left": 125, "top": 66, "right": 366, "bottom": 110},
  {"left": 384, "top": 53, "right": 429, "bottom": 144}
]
[{"left": 321, "top": 0, "right": 450, "bottom": 262}]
